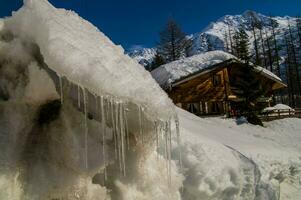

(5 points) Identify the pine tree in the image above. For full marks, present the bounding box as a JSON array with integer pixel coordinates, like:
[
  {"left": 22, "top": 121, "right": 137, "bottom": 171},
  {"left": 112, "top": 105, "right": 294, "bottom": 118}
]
[
  {"left": 234, "top": 26, "right": 250, "bottom": 63},
  {"left": 206, "top": 37, "right": 213, "bottom": 51},
  {"left": 157, "top": 18, "right": 190, "bottom": 62},
  {"left": 150, "top": 53, "right": 166, "bottom": 71},
  {"left": 232, "top": 62, "right": 264, "bottom": 125},
  {"left": 249, "top": 14, "right": 260, "bottom": 65},
  {"left": 231, "top": 26, "right": 263, "bottom": 125},
  {"left": 264, "top": 28, "right": 273, "bottom": 72},
  {"left": 228, "top": 24, "right": 234, "bottom": 54},
  {"left": 184, "top": 37, "right": 194, "bottom": 57},
  {"left": 270, "top": 16, "right": 281, "bottom": 77},
  {"left": 288, "top": 22, "right": 301, "bottom": 96},
  {"left": 285, "top": 36, "right": 296, "bottom": 107},
  {"left": 296, "top": 16, "right": 301, "bottom": 47},
  {"left": 257, "top": 21, "right": 268, "bottom": 69},
  {"left": 223, "top": 31, "right": 230, "bottom": 52}
]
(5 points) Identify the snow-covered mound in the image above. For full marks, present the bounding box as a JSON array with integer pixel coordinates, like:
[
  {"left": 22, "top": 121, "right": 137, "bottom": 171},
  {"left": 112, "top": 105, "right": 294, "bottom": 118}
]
[
  {"left": 176, "top": 108, "right": 301, "bottom": 200},
  {"left": 0, "top": 0, "right": 182, "bottom": 199},
  {"left": 4, "top": 0, "right": 174, "bottom": 119},
  {"left": 263, "top": 104, "right": 295, "bottom": 112},
  {"left": 151, "top": 50, "right": 235, "bottom": 89}
]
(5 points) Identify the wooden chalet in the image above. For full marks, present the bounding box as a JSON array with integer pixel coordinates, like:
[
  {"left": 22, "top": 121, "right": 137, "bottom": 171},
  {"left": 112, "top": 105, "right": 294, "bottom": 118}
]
[{"left": 151, "top": 51, "right": 286, "bottom": 116}]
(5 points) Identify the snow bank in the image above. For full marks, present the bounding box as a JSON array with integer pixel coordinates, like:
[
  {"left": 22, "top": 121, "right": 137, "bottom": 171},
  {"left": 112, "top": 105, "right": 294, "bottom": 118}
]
[
  {"left": 151, "top": 50, "right": 235, "bottom": 89},
  {"left": 176, "top": 108, "right": 301, "bottom": 200},
  {"left": 4, "top": 0, "right": 174, "bottom": 120}
]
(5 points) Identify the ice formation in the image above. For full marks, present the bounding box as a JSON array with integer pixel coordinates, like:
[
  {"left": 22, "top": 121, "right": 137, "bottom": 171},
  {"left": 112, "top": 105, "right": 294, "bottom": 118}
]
[{"left": 0, "top": 0, "right": 182, "bottom": 199}]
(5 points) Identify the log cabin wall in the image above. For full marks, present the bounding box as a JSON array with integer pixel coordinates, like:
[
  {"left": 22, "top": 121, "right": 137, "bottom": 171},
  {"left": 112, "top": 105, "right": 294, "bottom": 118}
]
[{"left": 168, "top": 66, "right": 231, "bottom": 115}]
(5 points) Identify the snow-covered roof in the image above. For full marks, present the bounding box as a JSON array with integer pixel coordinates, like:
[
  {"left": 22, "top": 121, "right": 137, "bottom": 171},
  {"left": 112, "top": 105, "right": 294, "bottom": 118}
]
[
  {"left": 151, "top": 51, "right": 235, "bottom": 89},
  {"left": 3, "top": 0, "right": 174, "bottom": 119},
  {"left": 151, "top": 50, "right": 283, "bottom": 89}
]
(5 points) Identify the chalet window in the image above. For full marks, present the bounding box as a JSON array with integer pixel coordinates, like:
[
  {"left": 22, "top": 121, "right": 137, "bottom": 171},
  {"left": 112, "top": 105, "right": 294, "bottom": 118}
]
[{"left": 212, "top": 74, "right": 222, "bottom": 86}]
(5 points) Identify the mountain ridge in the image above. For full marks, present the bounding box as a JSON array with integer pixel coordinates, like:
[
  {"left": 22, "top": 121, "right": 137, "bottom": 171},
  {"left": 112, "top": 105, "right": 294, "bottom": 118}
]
[{"left": 127, "top": 11, "right": 298, "bottom": 76}]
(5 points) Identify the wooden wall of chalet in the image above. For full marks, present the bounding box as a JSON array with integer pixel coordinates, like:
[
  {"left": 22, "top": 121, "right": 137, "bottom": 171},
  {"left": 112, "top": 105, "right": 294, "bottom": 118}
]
[{"left": 168, "top": 67, "right": 231, "bottom": 104}]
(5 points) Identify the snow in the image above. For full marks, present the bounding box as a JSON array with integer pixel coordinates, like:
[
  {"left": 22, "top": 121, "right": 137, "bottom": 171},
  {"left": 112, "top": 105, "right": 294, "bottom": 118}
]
[
  {"left": 263, "top": 104, "right": 295, "bottom": 112},
  {"left": 151, "top": 51, "right": 235, "bottom": 89},
  {"left": 176, "top": 107, "right": 301, "bottom": 200},
  {"left": 4, "top": 0, "right": 174, "bottom": 120}
]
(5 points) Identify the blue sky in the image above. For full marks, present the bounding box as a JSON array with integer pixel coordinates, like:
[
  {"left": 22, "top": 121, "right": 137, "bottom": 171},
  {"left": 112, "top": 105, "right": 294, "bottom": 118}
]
[{"left": 0, "top": 0, "right": 301, "bottom": 49}]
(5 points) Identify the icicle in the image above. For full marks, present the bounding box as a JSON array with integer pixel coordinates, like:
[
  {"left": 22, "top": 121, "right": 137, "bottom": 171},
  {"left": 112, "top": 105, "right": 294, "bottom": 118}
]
[
  {"left": 115, "top": 102, "right": 123, "bottom": 175},
  {"left": 119, "top": 103, "right": 126, "bottom": 176},
  {"left": 100, "top": 96, "right": 107, "bottom": 181},
  {"left": 164, "top": 122, "right": 169, "bottom": 184},
  {"left": 138, "top": 106, "right": 144, "bottom": 144},
  {"left": 165, "top": 120, "right": 172, "bottom": 186},
  {"left": 124, "top": 107, "right": 130, "bottom": 150},
  {"left": 110, "top": 98, "right": 118, "bottom": 161},
  {"left": 59, "top": 76, "right": 63, "bottom": 104},
  {"left": 175, "top": 115, "right": 183, "bottom": 172},
  {"left": 83, "top": 88, "right": 88, "bottom": 169},
  {"left": 95, "top": 96, "right": 98, "bottom": 119},
  {"left": 77, "top": 85, "right": 81, "bottom": 109},
  {"left": 155, "top": 121, "right": 159, "bottom": 160}
]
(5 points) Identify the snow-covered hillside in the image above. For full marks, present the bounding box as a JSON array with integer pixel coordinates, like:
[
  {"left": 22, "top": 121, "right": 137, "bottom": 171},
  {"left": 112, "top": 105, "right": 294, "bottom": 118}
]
[{"left": 176, "top": 108, "right": 301, "bottom": 200}]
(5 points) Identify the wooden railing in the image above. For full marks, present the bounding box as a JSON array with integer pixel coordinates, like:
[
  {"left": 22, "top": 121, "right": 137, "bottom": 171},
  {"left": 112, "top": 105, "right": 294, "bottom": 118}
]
[{"left": 259, "top": 108, "right": 301, "bottom": 121}]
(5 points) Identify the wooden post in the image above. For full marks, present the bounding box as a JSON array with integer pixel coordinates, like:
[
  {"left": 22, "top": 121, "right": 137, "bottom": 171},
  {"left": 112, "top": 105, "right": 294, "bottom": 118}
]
[{"left": 222, "top": 68, "right": 230, "bottom": 118}]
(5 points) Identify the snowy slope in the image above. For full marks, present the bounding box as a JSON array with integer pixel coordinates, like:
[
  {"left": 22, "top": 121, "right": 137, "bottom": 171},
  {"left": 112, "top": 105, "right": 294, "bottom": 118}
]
[{"left": 176, "top": 108, "right": 301, "bottom": 200}]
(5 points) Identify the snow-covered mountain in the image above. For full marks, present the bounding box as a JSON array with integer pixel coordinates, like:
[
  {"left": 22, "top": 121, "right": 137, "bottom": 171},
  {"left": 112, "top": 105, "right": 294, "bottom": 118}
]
[
  {"left": 129, "top": 11, "right": 298, "bottom": 75},
  {"left": 127, "top": 47, "right": 157, "bottom": 67}
]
